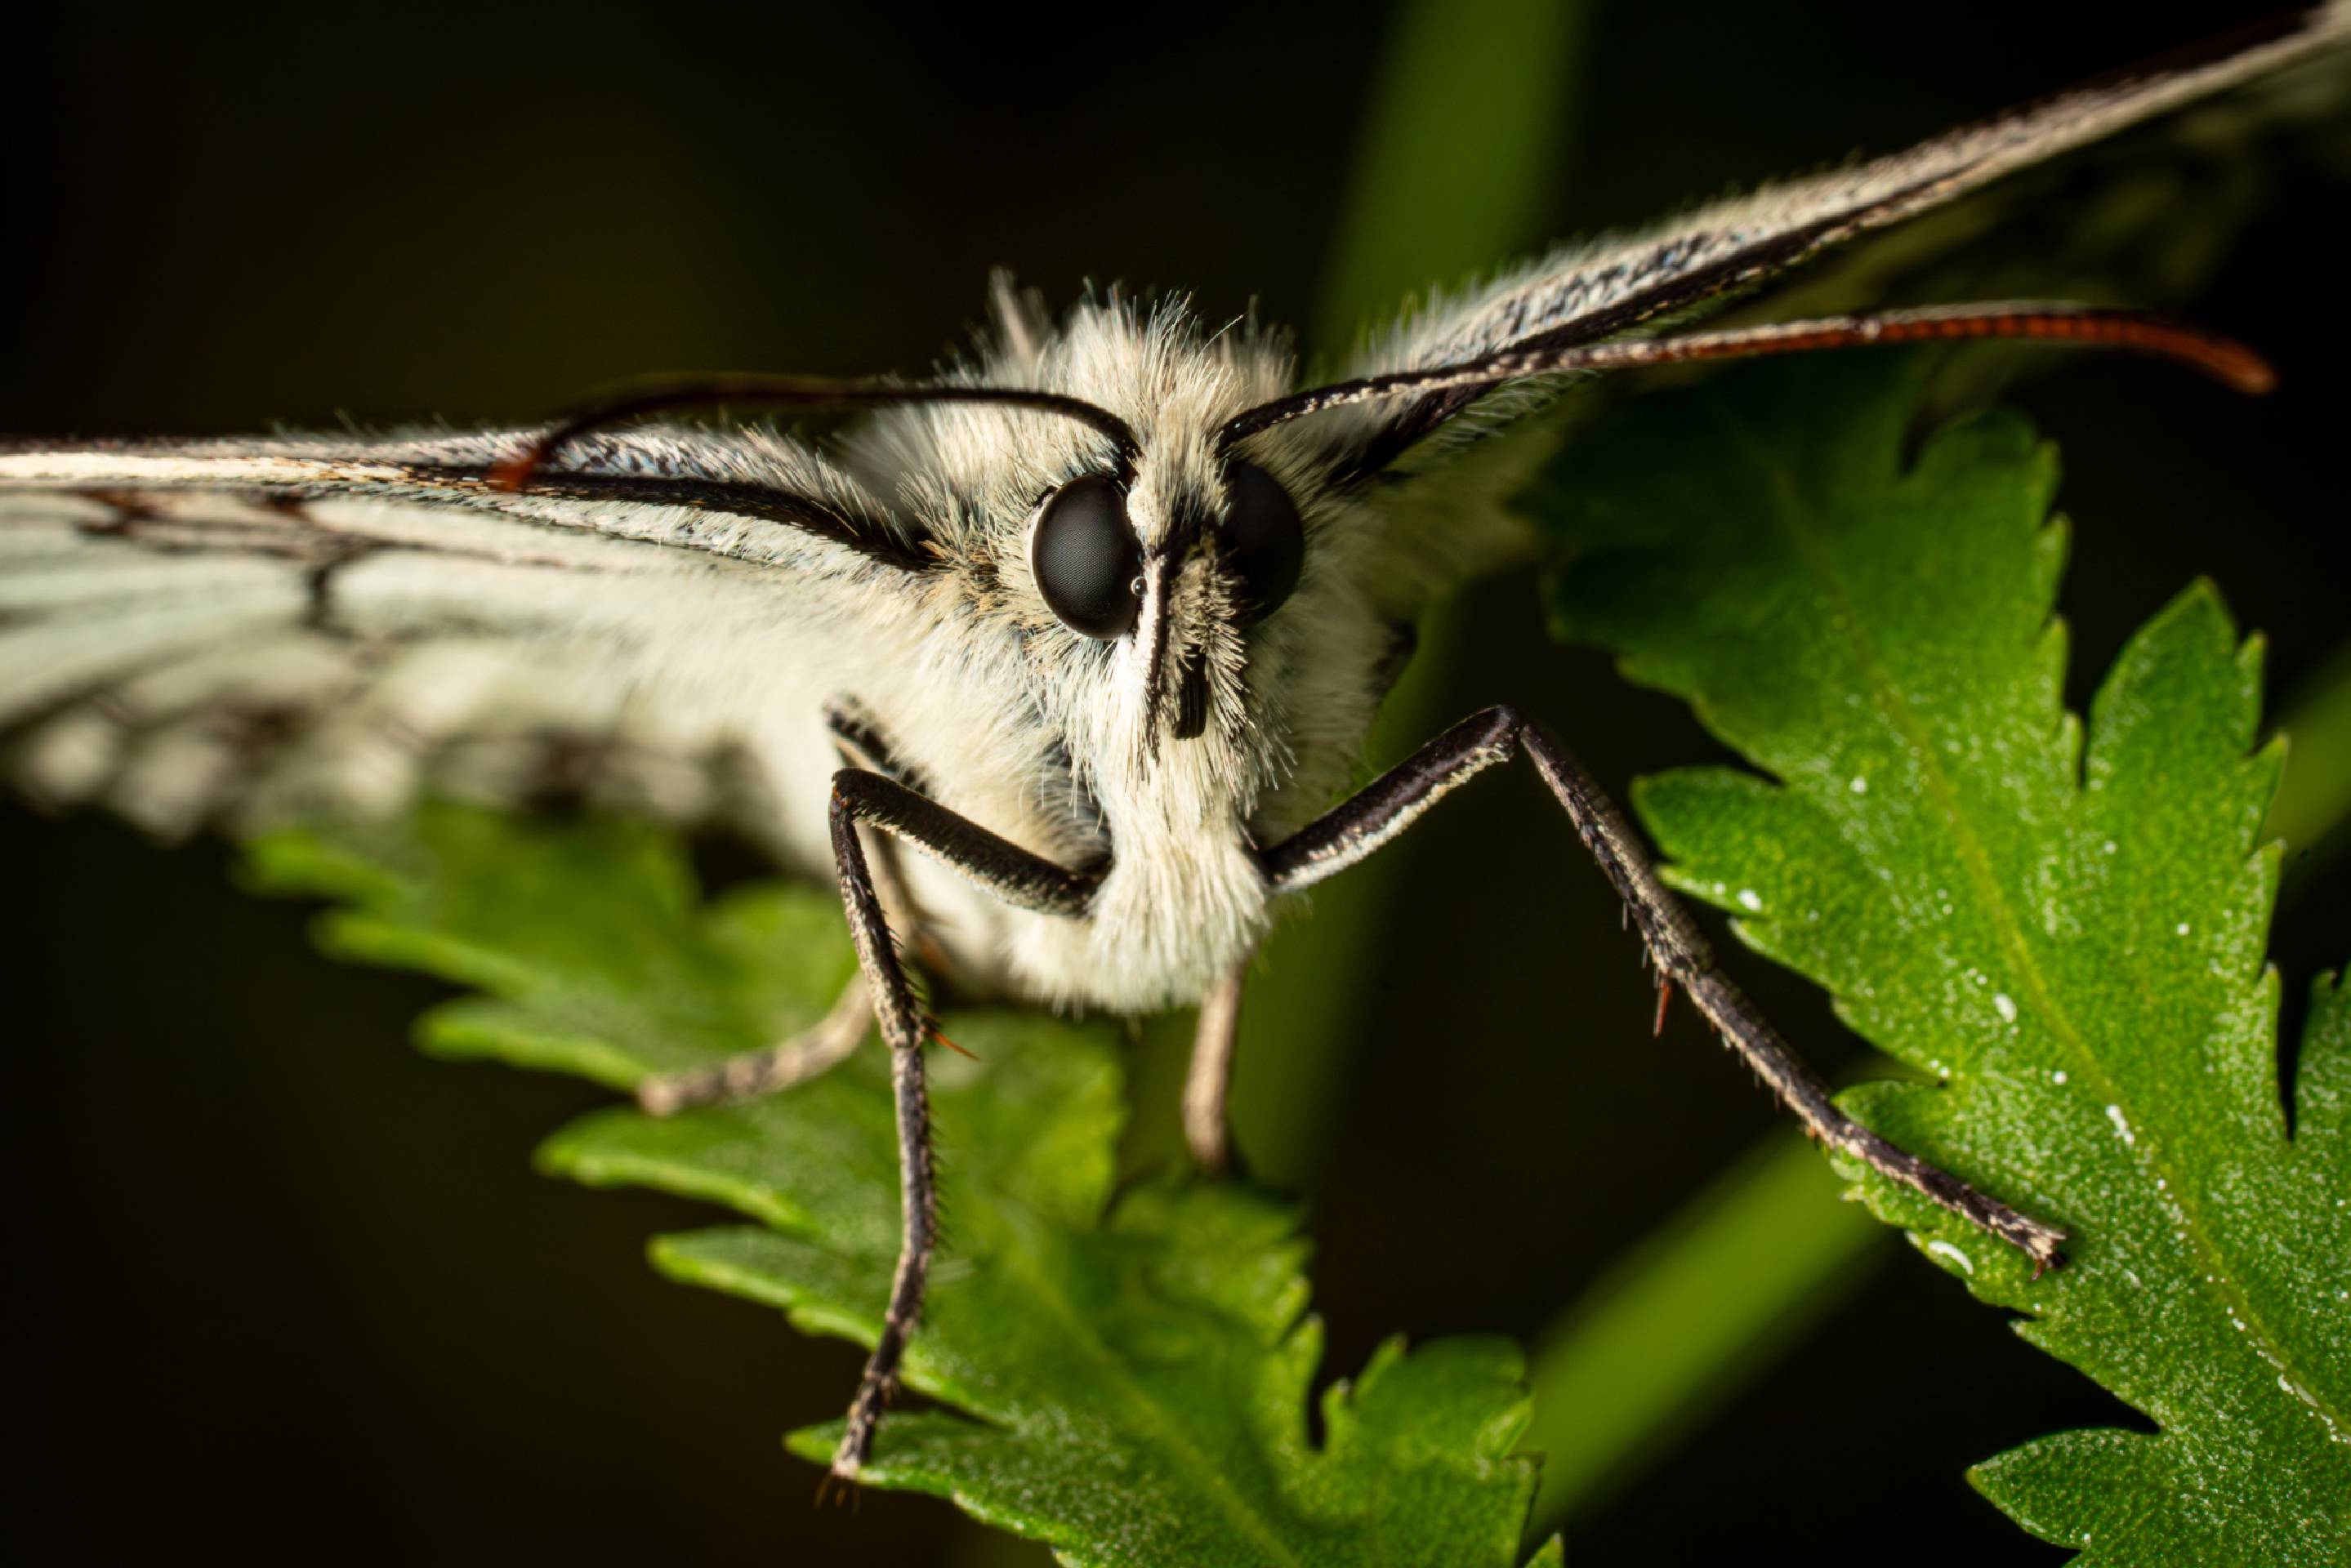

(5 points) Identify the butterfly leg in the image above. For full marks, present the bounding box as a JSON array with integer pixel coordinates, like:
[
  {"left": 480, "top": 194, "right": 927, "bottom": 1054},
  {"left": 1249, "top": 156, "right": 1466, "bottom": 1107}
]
[
  {"left": 1256, "top": 706, "right": 2067, "bottom": 1274},
  {"left": 819, "top": 767, "right": 1102, "bottom": 1484},
  {"left": 638, "top": 706, "right": 942, "bottom": 1118},
  {"left": 1182, "top": 959, "right": 1248, "bottom": 1172},
  {"left": 636, "top": 973, "right": 872, "bottom": 1116}
]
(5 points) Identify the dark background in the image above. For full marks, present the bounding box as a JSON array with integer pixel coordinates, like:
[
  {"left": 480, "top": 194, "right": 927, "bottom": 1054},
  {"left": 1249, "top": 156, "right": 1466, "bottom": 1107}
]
[{"left": 5, "top": 2, "right": 2346, "bottom": 1564}]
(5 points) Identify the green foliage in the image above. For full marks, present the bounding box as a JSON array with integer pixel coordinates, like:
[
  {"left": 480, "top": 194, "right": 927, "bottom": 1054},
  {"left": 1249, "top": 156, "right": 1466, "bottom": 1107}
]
[
  {"left": 1540, "top": 353, "right": 2349, "bottom": 1565},
  {"left": 244, "top": 808, "right": 1560, "bottom": 1568}
]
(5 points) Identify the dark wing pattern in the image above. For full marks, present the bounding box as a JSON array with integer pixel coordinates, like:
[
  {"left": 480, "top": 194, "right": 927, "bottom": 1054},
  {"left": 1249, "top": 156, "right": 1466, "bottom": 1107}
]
[{"left": 0, "top": 429, "right": 918, "bottom": 840}]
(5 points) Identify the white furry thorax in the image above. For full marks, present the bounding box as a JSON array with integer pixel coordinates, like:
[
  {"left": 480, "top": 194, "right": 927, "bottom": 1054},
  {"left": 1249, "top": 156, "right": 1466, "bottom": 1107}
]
[{"left": 820, "top": 290, "right": 1533, "bottom": 1014}]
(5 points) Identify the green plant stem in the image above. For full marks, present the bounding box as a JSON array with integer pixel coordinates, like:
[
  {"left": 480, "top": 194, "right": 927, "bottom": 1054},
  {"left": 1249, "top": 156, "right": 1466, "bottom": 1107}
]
[
  {"left": 1229, "top": 0, "right": 1592, "bottom": 1186},
  {"left": 1309, "top": 0, "right": 1589, "bottom": 363},
  {"left": 1519, "top": 1132, "right": 1889, "bottom": 1533},
  {"left": 2268, "top": 636, "right": 2351, "bottom": 893}
]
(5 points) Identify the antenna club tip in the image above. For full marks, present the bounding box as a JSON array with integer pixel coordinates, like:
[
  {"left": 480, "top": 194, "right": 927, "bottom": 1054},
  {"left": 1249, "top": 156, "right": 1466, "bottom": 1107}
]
[
  {"left": 2203, "top": 350, "right": 2277, "bottom": 397},
  {"left": 2233, "top": 358, "right": 2280, "bottom": 397},
  {"left": 2144, "top": 318, "right": 2274, "bottom": 396}
]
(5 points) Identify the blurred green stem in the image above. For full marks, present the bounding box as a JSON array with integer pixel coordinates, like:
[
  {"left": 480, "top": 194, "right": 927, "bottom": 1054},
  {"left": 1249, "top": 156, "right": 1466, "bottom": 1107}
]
[
  {"left": 2268, "top": 637, "right": 2351, "bottom": 893},
  {"left": 1310, "top": 0, "right": 1590, "bottom": 361},
  {"left": 1519, "top": 1132, "right": 1888, "bottom": 1534},
  {"left": 1231, "top": 0, "right": 1592, "bottom": 1186}
]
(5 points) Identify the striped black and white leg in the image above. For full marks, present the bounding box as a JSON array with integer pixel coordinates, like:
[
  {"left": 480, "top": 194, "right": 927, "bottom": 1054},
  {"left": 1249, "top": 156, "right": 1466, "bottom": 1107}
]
[
  {"left": 819, "top": 767, "right": 1101, "bottom": 1487},
  {"left": 1257, "top": 706, "right": 2068, "bottom": 1273}
]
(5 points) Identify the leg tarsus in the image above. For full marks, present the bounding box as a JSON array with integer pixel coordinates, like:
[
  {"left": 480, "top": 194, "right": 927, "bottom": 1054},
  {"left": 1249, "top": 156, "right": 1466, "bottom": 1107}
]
[
  {"left": 828, "top": 1040, "right": 931, "bottom": 1481},
  {"left": 825, "top": 774, "right": 941, "bottom": 1482},
  {"left": 1518, "top": 717, "right": 2066, "bottom": 1270},
  {"left": 757, "top": 764, "right": 1089, "bottom": 1481}
]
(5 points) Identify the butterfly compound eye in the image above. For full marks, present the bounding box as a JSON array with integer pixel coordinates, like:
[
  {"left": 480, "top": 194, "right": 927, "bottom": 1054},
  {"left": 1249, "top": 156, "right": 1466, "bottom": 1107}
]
[
  {"left": 1032, "top": 475, "right": 1143, "bottom": 639},
  {"left": 1220, "top": 461, "right": 1303, "bottom": 626}
]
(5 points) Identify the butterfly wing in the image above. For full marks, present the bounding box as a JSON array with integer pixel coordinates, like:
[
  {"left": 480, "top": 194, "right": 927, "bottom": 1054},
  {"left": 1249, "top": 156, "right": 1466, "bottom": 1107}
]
[
  {"left": 0, "top": 428, "right": 922, "bottom": 850},
  {"left": 1341, "top": 4, "right": 2349, "bottom": 461}
]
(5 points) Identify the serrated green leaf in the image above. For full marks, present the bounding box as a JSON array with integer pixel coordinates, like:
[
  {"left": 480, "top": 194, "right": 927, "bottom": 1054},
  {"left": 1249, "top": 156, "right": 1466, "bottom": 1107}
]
[
  {"left": 1537, "top": 353, "right": 2349, "bottom": 1564},
  {"left": 246, "top": 804, "right": 1558, "bottom": 1566}
]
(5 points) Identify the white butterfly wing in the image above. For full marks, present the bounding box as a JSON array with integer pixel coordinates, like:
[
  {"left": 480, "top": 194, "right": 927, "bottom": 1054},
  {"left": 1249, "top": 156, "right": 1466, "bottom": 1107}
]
[
  {"left": 0, "top": 429, "right": 921, "bottom": 853},
  {"left": 1370, "top": 6, "right": 2351, "bottom": 377}
]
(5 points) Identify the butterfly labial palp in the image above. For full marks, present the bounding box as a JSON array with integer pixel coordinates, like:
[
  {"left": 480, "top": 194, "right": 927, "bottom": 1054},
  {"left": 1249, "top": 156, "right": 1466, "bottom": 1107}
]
[{"left": 1, "top": 4, "right": 2346, "bottom": 1490}]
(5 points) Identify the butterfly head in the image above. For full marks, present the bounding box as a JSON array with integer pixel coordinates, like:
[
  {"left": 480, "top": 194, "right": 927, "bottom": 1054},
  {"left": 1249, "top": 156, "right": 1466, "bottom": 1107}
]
[
  {"left": 1025, "top": 446, "right": 1304, "bottom": 744},
  {"left": 486, "top": 283, "right": 1530, "bottom": 862},
  {"left": 829, "top": 289, "right": 1437, "bottom": 895}
]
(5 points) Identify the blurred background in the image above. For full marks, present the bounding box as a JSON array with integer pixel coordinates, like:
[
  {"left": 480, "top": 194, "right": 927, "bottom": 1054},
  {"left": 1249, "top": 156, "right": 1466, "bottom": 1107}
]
[{"left": 5, "top": 2, "right": 2347, "bottom": 1562}]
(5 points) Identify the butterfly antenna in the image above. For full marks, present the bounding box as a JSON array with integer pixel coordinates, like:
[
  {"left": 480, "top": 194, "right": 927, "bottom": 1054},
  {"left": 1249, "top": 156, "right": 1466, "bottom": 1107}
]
[
  {"left": 488, "top": 374, "right": 1143, "bottom": 492},
  {"left": 1219, "top": 304, "right": 2274, "bottom": 447}
]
